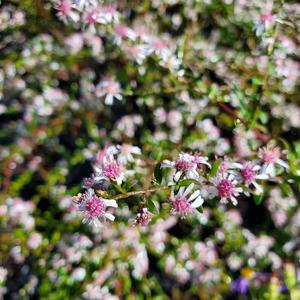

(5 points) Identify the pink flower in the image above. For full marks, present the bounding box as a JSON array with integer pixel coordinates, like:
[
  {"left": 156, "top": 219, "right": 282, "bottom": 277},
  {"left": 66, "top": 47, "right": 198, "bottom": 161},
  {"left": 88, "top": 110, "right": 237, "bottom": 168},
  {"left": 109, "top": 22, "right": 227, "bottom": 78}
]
[
  {"left": 210, "top": 173, "right": 243, "bottom": 205},
  {"left": 255, "top": 12, "right": 276, "bottom": 36},
  {"left": 94, "top": 155, "right": 125, "bottom": 185},
  {"left": 78, "top": 189, "right": 117, "bottom": 227},
  {"left": 258, "top": 146, "right": 289, "bottom": 176},
  {"left": 114, "top": 24, "right": 137, "bottom": 45},
  {"left": 134, "top": 207, "right": 152, "bottom": 226},
  {"left": 54, "top": 0, "right": 79, "bottom": 23},
  {"left": 162, "top": 153, "right": 210, "bottom": 182},
  {"left": 170, "top": 183, "right": 203, "bottom": 217},
  {"left": 95, "top": 77, "right": 122, "bottom": 105},
  {"left": 233, "top": 161, "right": 268, "bottom": 194}
]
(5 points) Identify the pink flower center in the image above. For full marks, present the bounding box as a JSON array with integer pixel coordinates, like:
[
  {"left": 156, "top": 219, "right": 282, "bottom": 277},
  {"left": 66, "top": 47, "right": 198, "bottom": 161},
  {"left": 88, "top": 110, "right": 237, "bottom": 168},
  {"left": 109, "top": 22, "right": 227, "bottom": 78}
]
[
  {"left": 86, "top": 11, "right": 97, "bottom": 24},
  {"left": 217, "top": 179, "right": 234, "bottom": 198},
  {"left": 115, "top": 25, "right": 128, "bottom": 37},
  {"left": 174, "top": 159, "right": 193, "bottom": 172},
  {"left": 85, "top": 196, "right": 106, "bottom": 217},
  {"left": 106, "top": 82, "right": 119, "bottom": 95},
  {"left": 58, "top": 0, "right": 72, "bottom": 16},
  {"left": 260, "top": 148, "right": 280, "bottom": 164},
  {"left": 260, "top": 12, "right": 273, "bottom": 22},
  {"left": 241, "top": 166, "right": 255, "bottom": 184},
  {"left": 103, "top": 161, "right": 123, "bottom": 180},
  {"left": 172, "top": 196, "right": 191, "bottom": 214}
]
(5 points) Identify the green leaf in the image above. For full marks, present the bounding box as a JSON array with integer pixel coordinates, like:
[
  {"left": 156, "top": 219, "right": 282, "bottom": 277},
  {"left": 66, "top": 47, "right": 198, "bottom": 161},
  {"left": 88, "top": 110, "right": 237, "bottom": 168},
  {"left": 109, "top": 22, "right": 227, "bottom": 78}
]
[
  {"left": 154, "top": 163, "right": 163, "bottom": 184},
  {"left": 147, "top": 199, "right": 159, "bottom": 213},
  {"left": 210, "top": 159, "right": 222, "bottom": 177},
  {"left": 151, "top": 147, "right": 163, "bottom": 161},
  {"left": 279, "top": 183, "right": 293, "bottom": 197},
  {"left": 197, "top": 206, "right": 203, "bottom": 213},
  {"left": 178, "top": 178, "right": 196, "bottom": 187},
  {"left": 254, "top": 193, "right": 264, "bottom": 205}
]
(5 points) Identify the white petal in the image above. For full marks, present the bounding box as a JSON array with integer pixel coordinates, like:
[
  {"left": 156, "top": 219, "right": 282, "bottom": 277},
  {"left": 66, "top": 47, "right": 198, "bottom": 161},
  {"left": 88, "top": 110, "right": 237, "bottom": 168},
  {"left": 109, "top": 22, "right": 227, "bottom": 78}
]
[
  {"left": 105, "top": 212, "right": 115, "bottom": 221},
  {"left": 178, "top": 186, "right": 185, "bottom": 196},
  {"left": 191, "top": 196, "right": 204, "bottom": 208},
  {"left": 189, "top": 190, "right": 201, "bottom": 201},
  {"left": 103, "top": 199, "right": 118, "bottom": 208},
  {"left": 183, "top": 183, "right": 194, "bottom": 196},
  {"left": 174, "top": 171, "right": 182, "bottom": 182},
  {"left": 256, "top": 173, "right": 269, "bottom": 180},
  {"left": 277, "top": 159, "right": 289, "bottom": 169}
]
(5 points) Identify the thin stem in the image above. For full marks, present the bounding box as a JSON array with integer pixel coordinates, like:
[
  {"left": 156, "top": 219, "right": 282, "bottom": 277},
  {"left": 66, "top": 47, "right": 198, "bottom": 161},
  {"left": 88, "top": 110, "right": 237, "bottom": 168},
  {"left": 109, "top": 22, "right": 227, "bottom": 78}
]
[{"left": 100, "top": 185, "right": 171, "bottom": 200}]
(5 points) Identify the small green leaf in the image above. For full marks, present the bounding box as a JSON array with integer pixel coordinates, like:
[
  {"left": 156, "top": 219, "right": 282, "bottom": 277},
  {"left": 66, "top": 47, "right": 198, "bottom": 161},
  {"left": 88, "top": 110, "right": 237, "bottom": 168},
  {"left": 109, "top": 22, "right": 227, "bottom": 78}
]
[
  {"left": 197, "top": 206, "right": 204, "bottom": 213},
  {"left": 151, "top": 147, "right": 163, "bottom": 161},
  {"left": 178, "top": 178, "right": 196, "bottom": 187},
  {"left": 154, "top": 164, "right": 163, "bottom": 184},
  {"left": 147, "top": 199, "right": 159, "bottom": 213},
  {"left": 210, "top": 159, "right": 222, "bottom": 177},
  {"left": 254, "top": 193, "right": 264, "bottom": 205}
]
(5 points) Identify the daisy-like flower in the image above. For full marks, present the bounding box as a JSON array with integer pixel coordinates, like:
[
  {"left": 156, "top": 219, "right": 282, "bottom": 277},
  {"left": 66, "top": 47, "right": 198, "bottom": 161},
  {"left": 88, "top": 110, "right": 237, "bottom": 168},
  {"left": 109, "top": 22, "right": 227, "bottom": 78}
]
[
  {"left": 122, "top": 44, "right": 150, "bottom": 65},
  {"left": 134, "top": 206, "right": 152, "bottom": 226},
  {"left": 114, "top": 24, "right": 137, "bottom": 45},
  {"left": 95, "top": 77, "right": 122, "bottom": 105},
  {"left": 101, "top": 4, "right": 119, "bottom": 24},
  {"left": 210, "top": 173, "right": 243, "bottom": 205},
  {"left": 77, "top": 189, "right": 117, "bottom": 227},
  {"left": 94, "top": 155, "right": 125, "bottom": 185},
  {"left": 147, "top": 37, "right": 171, "bottom": 59},
  {"left": 254, "top": 12, "right": 276, "bottom": 36},
  {"left": 162, "top": 153, "right": 210, "bottom": 182},
  {"left": 53, "top": 0, "right": 79, "bottom": 23},
  {"left": 233, "top": 161, "right": 269, "bottom": 194},
  {"left": 107, "top": 144, "right": 141, "bottom": 164},
  {"left": 170, "top": 183, "right": 204, "bottom": 218},
  {"left": 258, "top": 146, "right": 289, "bottom": 177}
]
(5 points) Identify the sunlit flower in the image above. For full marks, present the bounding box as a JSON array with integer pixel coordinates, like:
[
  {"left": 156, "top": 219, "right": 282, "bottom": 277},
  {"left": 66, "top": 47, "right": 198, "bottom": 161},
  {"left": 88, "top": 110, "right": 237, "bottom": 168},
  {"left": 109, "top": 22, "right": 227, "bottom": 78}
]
[
  {"left": 134, "top": 206, "right": 152, "bottom": 226},
  {"left": 258, "top": 146, "right": 289, "bottom": 176},
  {"left": 53, "top": 0, "right": 79, "bottom": 23},
  {"left": 210, "top": 173, "right": 243, "bottom": 205},
  {"left": 233, "top": 161, "right": 268, "bottom": 194},
  {"left": 114, "top": 24, "right": 137, "bottom": 45},
  {"left": 78, "top": 189, "right": 117, "bottom": 227},
  {"left": 254, "top": 12, "right": 276, "bottom": 36},
  {"left": 170, "top": 183, "right": 203, "bottom": 217},
  {"left": 162, "top": 153, "right": 210, "bottom": 182},
  {"left": 107, "top": 144, "right": 141, "bottom": 164},
  {"left": 95, "top": 77, "right": 123, "bottom": 105}
]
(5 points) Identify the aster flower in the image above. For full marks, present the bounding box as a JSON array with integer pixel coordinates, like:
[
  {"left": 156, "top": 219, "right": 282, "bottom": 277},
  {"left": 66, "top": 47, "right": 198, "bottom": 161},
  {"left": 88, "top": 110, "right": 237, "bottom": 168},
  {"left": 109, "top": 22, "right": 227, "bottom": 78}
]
[
  {"left": 94, "top": 155, "right": 125, "bottom": 185},
  {"left": 107, "top": 144, "right": 141, "bottom": 164},
  {"left": 210, "top": 173, "right": 243, "bottom": 205},
  {"left": 254, "top": 12, "right": 276, "bottom": 36},
  {"left": 170, "top": 183, "right": 204, "bottom": 218},
  {"left": 114, "top": 24, "right": 137, "bottom": 45},
  {"left": 233, "top": 161, "right": 269, "bottom": 194},
  {"left": 122, "top": 44, "right": 150, "bottom": 65},
  {"left": 77, "top": 189, "right": 117, "bottom": 227},
  {"left": 95, "top": 77, "right": 123, "bottom": 105},
  {"left": 147, "top": 37, "right": 171, "bottom": 59},
  {"left": 134, "top": 206, "right": 152, "bottom": 226},
  {"left": 258, "top": 146, "right": 289, "bottom": 177},
  {"left": 162, "top": 153, "right": 210, "bottom": 182},
  {"left": 53, "top": 0, "right": 79, "bottom": 23}
]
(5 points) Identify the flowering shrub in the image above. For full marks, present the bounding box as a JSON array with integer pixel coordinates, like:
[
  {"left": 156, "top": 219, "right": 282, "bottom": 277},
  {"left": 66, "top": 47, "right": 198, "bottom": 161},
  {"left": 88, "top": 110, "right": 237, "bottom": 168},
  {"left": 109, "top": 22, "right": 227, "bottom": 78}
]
[{"left": 0, "top": 0, "right": 300, "bottom": 299}]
